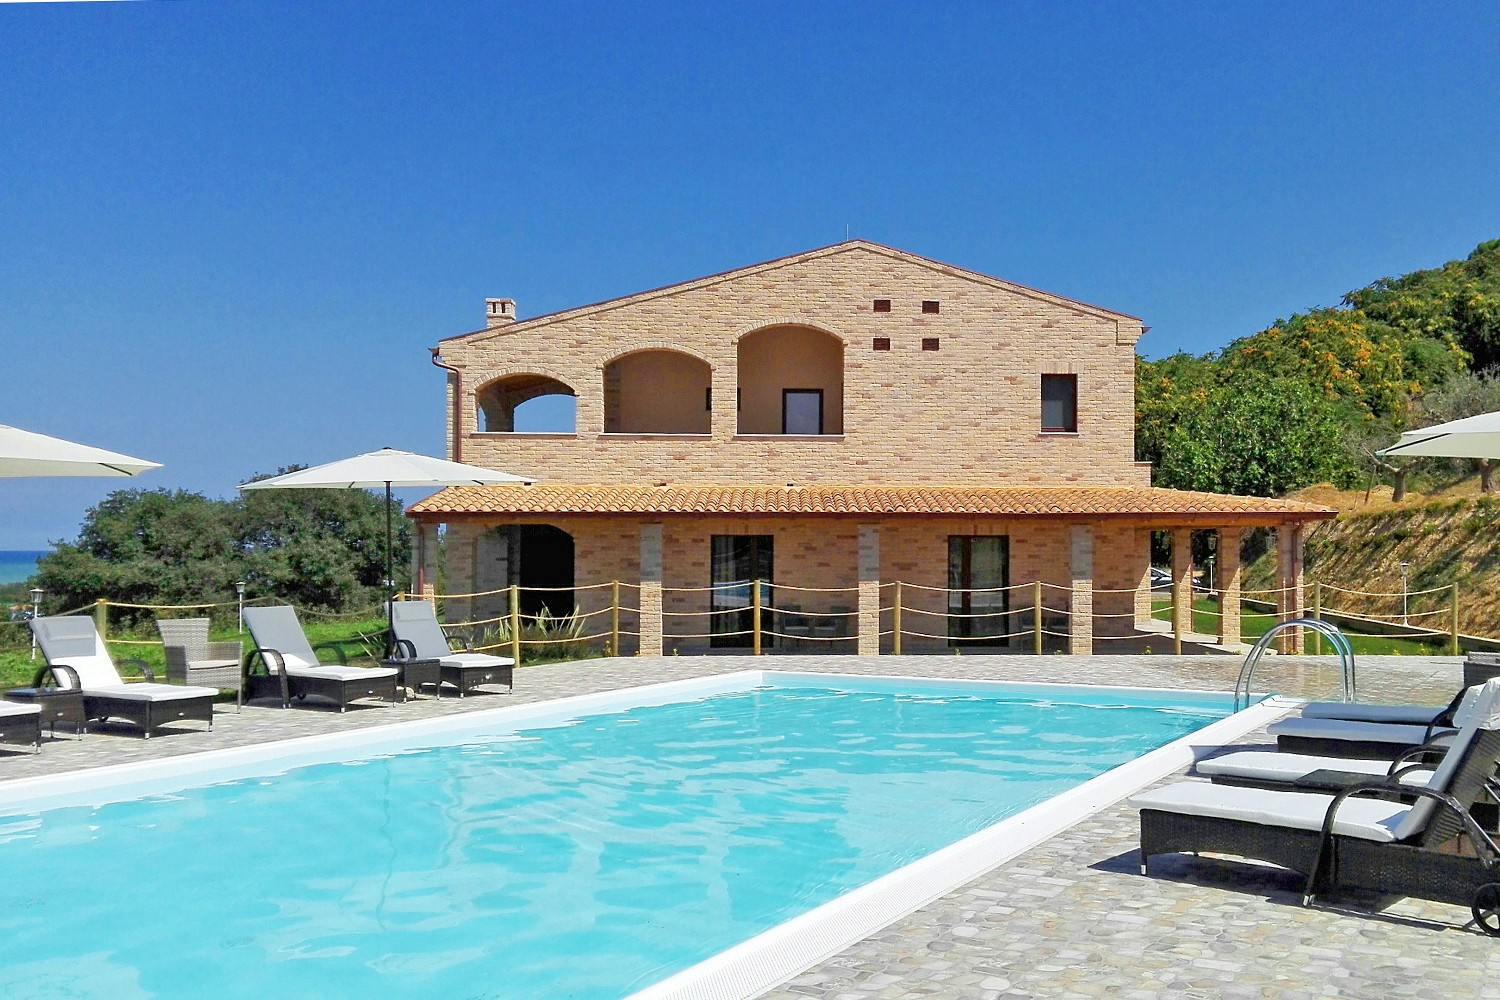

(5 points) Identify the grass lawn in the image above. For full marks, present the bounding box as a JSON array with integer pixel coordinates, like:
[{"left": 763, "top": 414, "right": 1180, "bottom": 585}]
[
  {"left": 1150, "top": 597, "right": 1451, "bottom": 656},
  {"left": 0, "top": 614, "right": 606, "bottom": 691}
]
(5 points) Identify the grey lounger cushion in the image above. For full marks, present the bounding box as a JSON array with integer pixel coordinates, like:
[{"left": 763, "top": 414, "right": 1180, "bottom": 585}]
[
  {"left": 390, "top": 600, "right": 514, "bottom": 669},
  {"left": 0, "top": 702, "right": 42, "bottom": 718},
  {"left": 244, "top": 606, "right": 397, "bottom": 682},
  {"left": 1129, "top": 782, "right": 1412, "bottom": 842},
  {"left": 1300, "top": 701, "right": 1444, "bottom": 725},
  {"left": 30, "top": 616, "right": 219, "bottom": 699},
  {"left": 1266, "top": 716, "right": 1447, "bottom": 746},
  {"left": 1195, "top": 750, "right": 1434, "bottom": 787}
]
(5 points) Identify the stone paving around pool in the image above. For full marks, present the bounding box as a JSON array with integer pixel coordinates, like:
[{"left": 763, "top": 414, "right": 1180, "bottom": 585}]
[{"left": 2, "top": 653, "right": 1494, "bottom": 998}]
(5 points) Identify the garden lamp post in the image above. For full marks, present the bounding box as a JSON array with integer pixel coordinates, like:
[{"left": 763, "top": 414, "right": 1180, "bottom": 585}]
[
  {"left": 1399, "top": 562, "right": 1410, "bottom": 625},
  {"left": 28, "top": 587, "right": 42, "bottom": 660},
  {"left": 235, "top": 581, "right": 246, "bottom": 634},
  {"left": 1205, "top": 555, "right": 1216, "bottom": 596}
]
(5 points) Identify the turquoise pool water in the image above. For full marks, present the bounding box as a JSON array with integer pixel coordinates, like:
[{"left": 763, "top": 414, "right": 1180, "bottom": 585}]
[{"left": 0, "top": 678, "right": 1233, "bottom": 999}]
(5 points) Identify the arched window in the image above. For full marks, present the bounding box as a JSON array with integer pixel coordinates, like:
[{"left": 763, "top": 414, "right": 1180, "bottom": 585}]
[
  {"left": 603, "top": 350, "right": 712, "bottom": 434},
  {"left": 475, "top": 374, "right": 577, "bottom": 433},
  {"left": 736, "top": 325, "right": 844, "bottom": 435}
]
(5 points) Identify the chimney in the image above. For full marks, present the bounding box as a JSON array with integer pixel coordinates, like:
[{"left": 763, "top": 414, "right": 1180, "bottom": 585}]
[{"left": 485, "top": 298, "right": 516, "bottom": 328}]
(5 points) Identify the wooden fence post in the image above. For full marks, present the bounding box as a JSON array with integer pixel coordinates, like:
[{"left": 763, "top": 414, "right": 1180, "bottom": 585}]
[
  {"left": 94, "top": 598, "right": 108, "bottom": 643},
  {"left": 1032, "top": 580, "right": 1043, "bottom": 655},
  {"left": 611, "top": 580, "right": 620, "bottom": 656},
  {"left": 1172, "top": 591, "right": 1183, "bottom": 655},
  {"left": 1311, "top": 581, "right": 1322, "bottom": 656},
  {"left": 752, "top": 580, "right": 762, "bottom": 656},
  {"left": 1451, "top": 582, "right": 1461, "bottom": 657},
  {"left": 508, "top": 585, "right": 521, "bottom": 666},
  {"left": 892, "top": 582, "right": 903, "bottom": 656}
]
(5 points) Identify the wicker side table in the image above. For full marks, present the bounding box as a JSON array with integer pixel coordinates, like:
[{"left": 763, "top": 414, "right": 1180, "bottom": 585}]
[
  {"left": 4, "top": 687, "right": 85, "bottom": 737},
  {"left": 382, "top": 657, "right": 442, "bottom": 700}
]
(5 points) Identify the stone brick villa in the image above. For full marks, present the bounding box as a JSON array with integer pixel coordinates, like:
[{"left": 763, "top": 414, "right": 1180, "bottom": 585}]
[{"left": 408, "top": 241, "right": 1333, "bottom": 655}]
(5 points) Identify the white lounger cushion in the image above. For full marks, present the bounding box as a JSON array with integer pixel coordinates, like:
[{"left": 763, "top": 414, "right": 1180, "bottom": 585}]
[
  {"left": 1129, "top": 782, "right": 1412, "bottom": 842},
  {"left": 1300, "top": 702, "right": 1443, "bottom": 725},
  {"left": 87, "top": 683, "right": 219, "bottom": 703},
  {"left": 1267, "top": 717, "right": 1445, "bottom": 746},
  {"left": 439, "top": 652, "right": 514, "bottom": 670},
  {"left": 0, "top": 702, "right": 41, "bottom": 718},
  {"left": 1195, "top": 750, "right": 1434, "bottom": 787},
  {"left": 285, "top": 665, "right": 397, "bottom": 682}
]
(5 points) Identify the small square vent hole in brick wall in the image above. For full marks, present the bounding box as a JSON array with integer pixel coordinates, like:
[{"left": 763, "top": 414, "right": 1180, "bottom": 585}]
[
  {"left": 922, "top": 300, "right": 939, "bottom": 314},
  {"left": 873, "top": 338, "right": 891, "bottom": 351},
  {"left": 873, "top": 299, "right": 891, "bottom": 312},
  {"left": 922, "top": 338, "right": 939, "bottom": 351}
]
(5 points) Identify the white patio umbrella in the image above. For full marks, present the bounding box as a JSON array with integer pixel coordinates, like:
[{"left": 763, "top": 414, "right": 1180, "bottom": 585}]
[
  {"left": 1379, "top": 410, "right": 1500, "bottom": 460},
  {"left": 0, "top": 423, "right": 161, "bottom": 478},
  {"left": 238, "top": 448, "right": 532, "bottom": 647}
]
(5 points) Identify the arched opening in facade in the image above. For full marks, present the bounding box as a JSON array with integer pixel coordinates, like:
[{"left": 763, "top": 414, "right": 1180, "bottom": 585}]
[
  {"left": 603, "top": 350, "right": 712, "bottom": 434},
  {"left": 736, "top": 325, "right": 844, "bottom": 435},
  {"left": 475, "top": 374, "right": 577, "bottom": 433},
  {"left": 475, "top": 523, "right": 577, "bottom": 622}
]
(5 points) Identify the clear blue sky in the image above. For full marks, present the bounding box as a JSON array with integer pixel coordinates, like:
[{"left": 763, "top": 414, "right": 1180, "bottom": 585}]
[{"left": 2, "top": 1, "right": 1498, "bottom": 548}]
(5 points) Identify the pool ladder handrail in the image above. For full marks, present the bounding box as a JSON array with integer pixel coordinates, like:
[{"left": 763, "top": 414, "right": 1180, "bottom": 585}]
[{"left": 1234, "top": 618, "right": 1356, "bottom": 712}]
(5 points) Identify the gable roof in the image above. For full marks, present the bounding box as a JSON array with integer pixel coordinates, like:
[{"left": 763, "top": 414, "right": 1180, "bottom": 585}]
[
  {"left": 408, "top": 484, "right": 1335, "bottom": 525},
  {"left": 443, "top": 240, "right": 1142, "bottom": 346}
]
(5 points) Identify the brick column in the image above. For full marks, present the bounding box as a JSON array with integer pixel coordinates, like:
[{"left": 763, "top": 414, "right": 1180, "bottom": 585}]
[
  {"left": 1069, "top": 524, "right": 1094, "bottom": 655},
  {"left": 1218, "top": 527, "right": 1242, "bottom": 648},
  {"left": 442, "top": 521, "right": 481, "bottom": 625},
  {"left": 414, "top": 520, "right": 440, "bottom": 597},
  {"left": 1171, "top": 528, "right": 1193, "bottom": 640},
  {"left": 1133, "top": 528, "right": 1153, "bottom": 629},
  {"left": 857, "top": 524, "right": 881, "bottom": 655},
  {"left": 638, "top": 523, "right": 664, "bottom": 656},
  {"left": 1277, "top": 524, "right": 1305, "bottom": 653}
]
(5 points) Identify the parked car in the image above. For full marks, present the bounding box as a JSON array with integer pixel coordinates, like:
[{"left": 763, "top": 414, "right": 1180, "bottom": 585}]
[{"left": 1149, "top": 567, "right": 1172, "bottom": 590}]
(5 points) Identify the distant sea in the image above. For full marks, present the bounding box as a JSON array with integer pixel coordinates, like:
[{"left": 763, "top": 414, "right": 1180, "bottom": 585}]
[{"left": 0, "top": 550, "right": 45, "bottom": 586}]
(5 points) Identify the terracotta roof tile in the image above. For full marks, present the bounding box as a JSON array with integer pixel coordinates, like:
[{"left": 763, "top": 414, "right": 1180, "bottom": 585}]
[{"left": 407, "top": 484, "right": 1336, "bottom": 521}]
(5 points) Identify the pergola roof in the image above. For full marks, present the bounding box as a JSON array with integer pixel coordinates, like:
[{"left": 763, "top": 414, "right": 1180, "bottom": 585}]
[{"left": 408, "top": 484, "right": 1335, "bottom": 525}]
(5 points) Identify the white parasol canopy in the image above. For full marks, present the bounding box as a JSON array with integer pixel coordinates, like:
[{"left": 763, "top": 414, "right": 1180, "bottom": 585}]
[
  {"left": 238, "top": 448, "right": 532, "bottom": 490},
  {"left": 239, "top": 448, "right": 533, "bottom": 649},
  {"left": 0, "top": 423, "right": 161, "bottom": 479},
  {"left": 1379, "top": 411, "right": 1500, "bottom": 460}
]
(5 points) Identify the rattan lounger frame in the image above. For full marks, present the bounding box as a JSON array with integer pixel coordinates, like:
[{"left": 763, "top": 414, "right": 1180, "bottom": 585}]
[
  {"left": 243, "top": 646, "right": 398, "bottom": 713},
  {"left": 41, "top": 657, "right": 214, "bottom": 739},
  {"left": 391, "top": 638, "right": 513, "bottom": 697},
  {"left": 1140, "top": 728, "right": 1500, "bottom": 930}
]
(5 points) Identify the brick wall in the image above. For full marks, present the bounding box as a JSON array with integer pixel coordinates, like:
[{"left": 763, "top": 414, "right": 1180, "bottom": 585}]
[{"left": 438, "top": 243, "right": 1147, "bottom": 487}]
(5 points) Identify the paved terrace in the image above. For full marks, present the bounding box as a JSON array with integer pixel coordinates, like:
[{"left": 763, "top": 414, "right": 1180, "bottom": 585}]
[{"left": 3, "top": 653, "right": 1495, "bottom": 999}]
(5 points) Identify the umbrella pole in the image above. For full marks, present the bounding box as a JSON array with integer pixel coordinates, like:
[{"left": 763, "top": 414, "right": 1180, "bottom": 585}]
[{"left": 385, "top": 481, "right": 394, "bottom": 657}]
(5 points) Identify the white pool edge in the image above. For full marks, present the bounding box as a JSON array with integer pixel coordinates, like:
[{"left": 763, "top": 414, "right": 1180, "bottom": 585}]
[{"left": 625, "top": 694, "right": 1294, "bottom": 1000}]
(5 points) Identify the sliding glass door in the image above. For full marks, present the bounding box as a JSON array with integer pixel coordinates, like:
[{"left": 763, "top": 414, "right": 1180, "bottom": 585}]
[
  {"left": 948, "top": 535, "right": 1009, "bottom": 646},
  {"left": 710, "top": 535, "right": 774, "bottom": 648}
]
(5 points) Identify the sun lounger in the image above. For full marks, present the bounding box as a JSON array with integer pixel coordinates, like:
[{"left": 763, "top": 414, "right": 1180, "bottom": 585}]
[
  {"left": 1269, "top": 688, "right": 1468, "bottom": 758},
  {"left": 0, "top": 701, "right": 42, "bottom": 752},
  {"left": 29, "top": 616, "right": 216, "bottom": 739},
  {"left": 1133, "top": 680, "right": 1500, "bottom": 932},
  {"left": 1266, "top": 716, "right": 1455, "bottom": 759},
  {"left": 389, "top": 600, "right": 513, "bottom": 697},
  {"left": 242, "top": 606, "right": 398, "bottom": 712}
]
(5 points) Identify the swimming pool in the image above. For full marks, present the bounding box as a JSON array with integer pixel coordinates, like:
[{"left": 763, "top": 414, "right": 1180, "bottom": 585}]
[{"left": 0, "top": 672, "right": 1278, "bottom": 1000}]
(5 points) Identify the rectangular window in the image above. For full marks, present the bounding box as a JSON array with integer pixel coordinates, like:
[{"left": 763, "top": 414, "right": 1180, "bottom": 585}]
[
  {"left": 872, "top": 337, "right": 891, "bottom": 351},
  {"left": 948, "top": 535, "right": 1009, "bottom": 646},
  {"left": 1041, "top": 374, "right": 1078, "bottom": 432},
  {"left": 873, "top": 299, "right": 892, "bottom": 313},
  {"left": 782, "top": 389, "right": 824, "bottom": 435},
  {"left": 710, "top": 535, "right": 774, "bottom": 648},
  {"left": 922, "top": 300, "right": 940, "bottom": 314}
]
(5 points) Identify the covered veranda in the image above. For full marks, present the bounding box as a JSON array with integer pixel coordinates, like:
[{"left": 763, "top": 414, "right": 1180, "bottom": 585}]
[{"left": 407, "top": 485, "right": 1336, "bottom": 657}]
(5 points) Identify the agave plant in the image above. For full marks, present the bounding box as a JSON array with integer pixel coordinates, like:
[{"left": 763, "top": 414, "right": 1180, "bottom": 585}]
[{"left": 477, "top": 605, "right": 597, "bottom": 662}]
